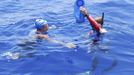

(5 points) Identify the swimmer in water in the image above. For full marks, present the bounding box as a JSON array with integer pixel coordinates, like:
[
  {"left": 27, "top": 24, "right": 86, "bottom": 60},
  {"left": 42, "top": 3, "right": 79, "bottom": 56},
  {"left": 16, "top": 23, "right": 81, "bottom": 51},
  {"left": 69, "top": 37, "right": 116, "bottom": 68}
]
[
  {"left": 30, "top": 18, "right": 76, "bottom": 48},
  {"left": 34, "top": 19, "right": 49, "bottom": 39},
  {"left": 6, "top": 18, "right": 76, "bottom": 60},
  {"left": 80, "top": 7, "right": 107, "bottom": 44}
]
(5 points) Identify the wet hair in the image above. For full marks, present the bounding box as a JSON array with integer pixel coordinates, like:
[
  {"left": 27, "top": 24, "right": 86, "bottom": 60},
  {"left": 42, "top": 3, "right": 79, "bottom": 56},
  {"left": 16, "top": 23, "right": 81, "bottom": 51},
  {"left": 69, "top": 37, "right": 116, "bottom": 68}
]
[{"left": 95, "top": 17, "right": 102, "bottom": 24}]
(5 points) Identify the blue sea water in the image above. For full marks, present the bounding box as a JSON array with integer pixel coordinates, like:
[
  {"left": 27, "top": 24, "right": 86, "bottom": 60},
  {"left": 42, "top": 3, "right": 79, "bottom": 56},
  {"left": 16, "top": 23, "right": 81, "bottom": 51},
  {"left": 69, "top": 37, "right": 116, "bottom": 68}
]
[{"left": 0, "top": 0, "right": 134, "bottom": 75}]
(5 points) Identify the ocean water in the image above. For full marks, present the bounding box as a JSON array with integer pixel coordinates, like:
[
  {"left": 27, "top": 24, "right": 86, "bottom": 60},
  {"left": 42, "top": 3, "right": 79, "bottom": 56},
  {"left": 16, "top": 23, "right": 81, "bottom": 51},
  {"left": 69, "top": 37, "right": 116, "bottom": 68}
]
[{"left": 0, "top": 0, "right": 134, "bottom": 75}]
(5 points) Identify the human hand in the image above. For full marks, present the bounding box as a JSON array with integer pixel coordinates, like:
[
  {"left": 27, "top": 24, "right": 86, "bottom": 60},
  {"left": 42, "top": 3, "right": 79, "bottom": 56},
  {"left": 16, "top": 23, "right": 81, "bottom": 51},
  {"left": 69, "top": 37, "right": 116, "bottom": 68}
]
[
  {"left": 80, "top": 6, "right": 88, "bottom": 16},
  {"left": 65, "top": 43, "right": 76, "bottom": 48}
]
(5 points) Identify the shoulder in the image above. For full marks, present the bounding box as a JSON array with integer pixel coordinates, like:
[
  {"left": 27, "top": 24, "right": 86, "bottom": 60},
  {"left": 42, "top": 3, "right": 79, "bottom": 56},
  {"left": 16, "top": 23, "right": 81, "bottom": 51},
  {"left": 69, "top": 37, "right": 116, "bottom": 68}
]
[
  {"left": 29, "top": 29, "right": 36, "bottom": 36},
  {"left": 28, "top": 29, "right": 37, "bottom": 39}
]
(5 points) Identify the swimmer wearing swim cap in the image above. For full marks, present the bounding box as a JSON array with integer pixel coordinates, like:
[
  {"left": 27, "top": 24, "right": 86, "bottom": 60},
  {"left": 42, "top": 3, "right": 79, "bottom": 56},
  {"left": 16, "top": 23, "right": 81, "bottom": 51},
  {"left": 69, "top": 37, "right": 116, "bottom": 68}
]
[
  {"left": 32, "top": 18, "right": 76, "bottom": 48},
  {"left": 34, "top": 18, "right": 49, "bottom": 39}
]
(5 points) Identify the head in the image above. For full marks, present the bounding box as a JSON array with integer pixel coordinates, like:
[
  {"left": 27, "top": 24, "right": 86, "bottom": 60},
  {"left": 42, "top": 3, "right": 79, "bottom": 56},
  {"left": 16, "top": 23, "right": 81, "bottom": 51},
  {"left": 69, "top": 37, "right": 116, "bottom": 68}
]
[
  {"left": 35, "top": 19, "right": 49, "bottom": 32},
  {"left": 94, "top": 17, "right": 103, "bottom": 24}
]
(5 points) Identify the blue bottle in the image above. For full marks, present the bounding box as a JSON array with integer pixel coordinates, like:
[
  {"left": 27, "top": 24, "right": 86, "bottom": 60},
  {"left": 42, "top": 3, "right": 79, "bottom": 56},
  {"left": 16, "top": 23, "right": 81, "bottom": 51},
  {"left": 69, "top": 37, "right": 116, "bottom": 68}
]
[{"left": 74, "top": 0, "right": 85, "bottom": 23}]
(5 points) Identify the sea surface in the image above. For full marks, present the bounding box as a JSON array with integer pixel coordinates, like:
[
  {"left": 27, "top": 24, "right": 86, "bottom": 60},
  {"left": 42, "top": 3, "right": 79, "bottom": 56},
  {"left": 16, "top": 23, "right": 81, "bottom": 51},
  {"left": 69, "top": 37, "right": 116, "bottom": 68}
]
[{"left": 0, "top": 0, "right": 134, "bottom": 75}]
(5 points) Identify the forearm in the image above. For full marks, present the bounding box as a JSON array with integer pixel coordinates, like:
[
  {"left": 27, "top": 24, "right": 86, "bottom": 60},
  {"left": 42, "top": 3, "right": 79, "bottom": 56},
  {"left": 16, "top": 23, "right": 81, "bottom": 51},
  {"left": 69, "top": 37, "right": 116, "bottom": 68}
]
[
  {"left": 47, "top": 38, "right": 65, "bottom": 45},
  {"left": 86, "top": 15, "right": 101, "bottom": 32},
  {"left": 47, "top": 38, "right": 76, "bottom": 48}
]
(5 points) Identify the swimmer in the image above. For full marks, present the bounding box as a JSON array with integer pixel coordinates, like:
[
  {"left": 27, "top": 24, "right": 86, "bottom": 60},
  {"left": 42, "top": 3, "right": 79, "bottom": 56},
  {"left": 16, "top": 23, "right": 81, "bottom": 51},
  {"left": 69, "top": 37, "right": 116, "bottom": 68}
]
[
  {"left": 33, "top": 19, "right": 49, "bottom": 39},
  {"left": 80, "top": 7, "right": 107, "bottom": 43},
  {"left": 30, "top": 18, "right": 76, "bottom": 48}
]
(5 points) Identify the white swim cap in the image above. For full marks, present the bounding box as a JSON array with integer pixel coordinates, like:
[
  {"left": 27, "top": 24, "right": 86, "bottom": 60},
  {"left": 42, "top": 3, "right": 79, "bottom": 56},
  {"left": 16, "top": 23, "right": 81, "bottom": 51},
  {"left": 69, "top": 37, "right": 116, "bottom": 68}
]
[{"left": 35, "top": 19, "right": 48, "bottom": 29}]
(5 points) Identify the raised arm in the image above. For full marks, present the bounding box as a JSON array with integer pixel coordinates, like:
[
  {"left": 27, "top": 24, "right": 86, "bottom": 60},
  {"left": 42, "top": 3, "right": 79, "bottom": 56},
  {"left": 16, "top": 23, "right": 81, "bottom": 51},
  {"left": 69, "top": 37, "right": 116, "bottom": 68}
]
[{"left": 80, "top": 7, "right": 101, "bottom": 33}]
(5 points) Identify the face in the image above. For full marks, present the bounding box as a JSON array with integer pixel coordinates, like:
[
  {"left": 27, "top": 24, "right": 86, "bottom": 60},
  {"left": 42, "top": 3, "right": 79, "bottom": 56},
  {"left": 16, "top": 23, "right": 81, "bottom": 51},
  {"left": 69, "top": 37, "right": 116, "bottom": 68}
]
[{"left": 41, "top": 24, "right": 49, "bottom": 32}]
